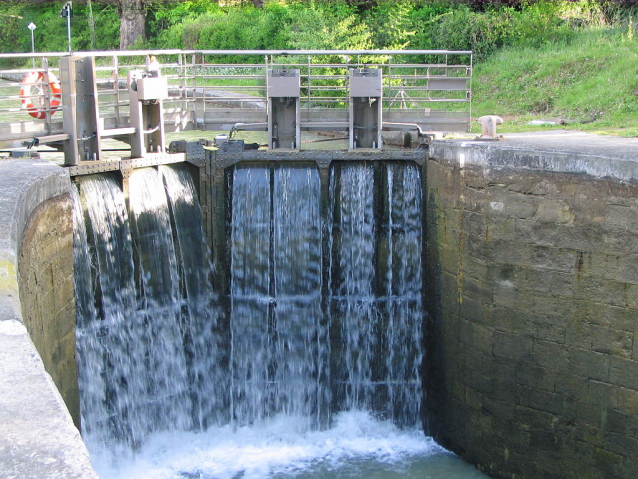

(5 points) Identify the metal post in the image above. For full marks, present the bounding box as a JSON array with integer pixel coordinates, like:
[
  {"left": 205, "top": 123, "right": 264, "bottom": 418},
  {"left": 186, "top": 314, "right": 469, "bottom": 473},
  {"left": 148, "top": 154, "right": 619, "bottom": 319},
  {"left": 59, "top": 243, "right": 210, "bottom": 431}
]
[
  {"left": 60, "top": 2, "right": 72, "bottom": 53},
  {"left": 27, "top": 23, "right": 36, "bottom": 69},
  {"left": 67, "top": 12, "right": 72, "bottom": 52}
]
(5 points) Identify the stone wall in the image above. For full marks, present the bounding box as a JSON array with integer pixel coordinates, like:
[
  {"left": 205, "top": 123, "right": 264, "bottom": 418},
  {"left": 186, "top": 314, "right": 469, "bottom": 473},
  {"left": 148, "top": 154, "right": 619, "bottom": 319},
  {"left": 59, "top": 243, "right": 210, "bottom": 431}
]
[
  {"left": 425, "top": 138, "right": 638, "bottom": 479},
  {"left": 0, "top": 159, "right": 97, "bottom": 478},
  {"left": 18, "top": 194, "right": 79, "bottom": 426}
]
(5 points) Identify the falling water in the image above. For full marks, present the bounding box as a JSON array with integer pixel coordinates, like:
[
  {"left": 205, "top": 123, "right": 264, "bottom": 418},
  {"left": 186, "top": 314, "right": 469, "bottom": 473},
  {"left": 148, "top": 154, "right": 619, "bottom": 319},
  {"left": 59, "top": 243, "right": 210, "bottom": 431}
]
[
  {"left": 271, "top": 167, "right": 326, "bottom": 424},
  {"left": 74, "top": 167, "right": 217, "bottom": 456},
  {"left": 382, "top": 163, "right": 423, "bottom": 426},
  {"left": 329, "top": 163, "right": 377, "bottom": 413},
  {"left": 229, "top": 166, "right": 327, "bottom": 426},
  {"left": 73, "top": 162, "right": 487, "bottom": 479},
  {"left": 328, "top": 162, "right": 422, "bottom": 426},
  {"left": 74, "top": 174, "right": 148, "bottom": 452},
  {"left": 161, "top": 165, "right": 226, "bottom": 429}
]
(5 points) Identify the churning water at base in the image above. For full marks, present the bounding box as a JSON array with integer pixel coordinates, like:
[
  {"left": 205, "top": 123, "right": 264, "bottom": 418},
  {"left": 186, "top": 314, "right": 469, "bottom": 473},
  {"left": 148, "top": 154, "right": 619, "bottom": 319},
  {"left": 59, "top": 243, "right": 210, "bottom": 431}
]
[
  {"left": 89, "top": 411, "right": 489, "bottom": 479},
  {"left": 73, "top": 163, "right": 489, "bottom": 479}
]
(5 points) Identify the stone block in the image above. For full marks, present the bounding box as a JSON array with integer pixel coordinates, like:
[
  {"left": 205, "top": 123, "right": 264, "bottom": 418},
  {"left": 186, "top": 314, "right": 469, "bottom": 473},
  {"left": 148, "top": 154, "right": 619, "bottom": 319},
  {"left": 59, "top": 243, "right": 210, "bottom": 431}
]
[
  {"left": 605, "top": 204, "right": 638, "bottom": 234},
  {"left": 464, "top": 367, "right": 493, "bottom": 396},
  {"left": 493, "top": 331, "right": 533, "bottom": 362},
  {"left": 602, "top": 408, "right": 629, "bottom": 435},
  {"left": 484, "top": 216, "right": 517, "bottom": 242},
  {"left": 590, "top": 327, "right": 633, "bottom": 359},
  {"left": 626, "top": 414, "right": 638, "bottom": 439},
  {"left": 459, "top": 254, "right": 489, "bottom": 282},
  {"left": 494, "top": 192, "right": 538, "bottom": 219},
  {"left": 534, "top": 199, "right": 574, "bottom": 224},
  {"left": 519, "top": 267, "right": 574, "bottom": 296},
  {"left": 460, "top": 210, "right": 486, "bottom": 237},
  {"left": 515, "top": 404, "right": 556, "bottom": 429},
  {"left": 465, "top": 386, "right": 483, "bottom": 410},
  {"left": 588, "top": 380, "right": 619, "bottom": 409},
  {"left": 530, "top": 244, "right": 578, "bottom": 273},
  {"left": 626, "top": 284, "right": 638, "bottom": 310},
  {"left": 488, "top": 377, "right": 521, "bottom": 405},
  {"left": 517, "top": 364, "right": 555, "bottom": 392},
  {"left": 560, "top": 437, "right": 596, "bottom": 467},
  {"left": 566, "top": 320, "right": 595, "bottom": 350},
  {"left": 459, "top": 296, "right": 482, "bottom": 323},
  {"left": 610, "top": 357, "right": 638, "bottom": 390},
  {"left": 569, "top": 348, "right": 610, "bottom": 382},
  {"left": 533, "top": 340, "right": 569, "bottom": 371},
  {"left": 533, "top": 292, "right": 575, "bottom": 319},
  {"left": 554, "top": 372, "right": 590, "bottom": 400},
  {"left": 491, "top": 280, "right": 535, "bottom": 312},
  {"left": 525, "top": 313, "right": 567, "bottom": 344},
  {"left": 530, "top": 428, "right": 559, "bottom": 451},
  {"left": 618, "top": 387, "right": 638, "bottom": 416},
  {"left": 481, "top": 396, "right": 516, "bottom": 421},
  {"left": 573, "top": 411, "right": 602, "bottom": 434},
  {"left": 462, "top": 276, "right": 493, "bottom": 303},
  {"left": 438, "top": 246, "right": 460, "bottom": 274},
  {"left": 487, "top": 306, "right": 521, "bottom": 333},
  {"left": 593, "top": 447, "right": 623, "bottom": 477}
]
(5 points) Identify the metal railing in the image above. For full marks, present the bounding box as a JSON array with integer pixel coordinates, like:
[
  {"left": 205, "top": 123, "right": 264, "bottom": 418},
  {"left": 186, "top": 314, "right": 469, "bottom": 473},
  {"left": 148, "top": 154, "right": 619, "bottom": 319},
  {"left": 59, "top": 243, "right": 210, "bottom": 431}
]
[{"left": 0, "top": 49, "right": 472, "bottom": 150}]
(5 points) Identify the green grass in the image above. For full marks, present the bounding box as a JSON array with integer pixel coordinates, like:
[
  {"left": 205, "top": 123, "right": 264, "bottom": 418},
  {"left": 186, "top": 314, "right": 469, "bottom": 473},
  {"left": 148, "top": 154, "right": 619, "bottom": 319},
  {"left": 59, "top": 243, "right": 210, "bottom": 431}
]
[{"left": 471, "top": 27, "right": 638, "bottom": 136}]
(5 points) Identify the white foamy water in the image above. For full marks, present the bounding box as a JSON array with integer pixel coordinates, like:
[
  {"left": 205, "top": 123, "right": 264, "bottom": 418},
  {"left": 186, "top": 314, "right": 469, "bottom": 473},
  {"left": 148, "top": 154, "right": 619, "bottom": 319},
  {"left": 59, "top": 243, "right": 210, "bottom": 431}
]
[{"left": 89, "top": 411, "right": 459, "bottom": 479}]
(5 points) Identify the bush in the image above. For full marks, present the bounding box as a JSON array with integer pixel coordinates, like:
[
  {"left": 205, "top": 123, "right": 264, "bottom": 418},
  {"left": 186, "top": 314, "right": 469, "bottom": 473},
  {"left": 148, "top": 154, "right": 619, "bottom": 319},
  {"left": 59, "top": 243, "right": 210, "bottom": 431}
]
[{"left": 288, "top": 3, "right": 372, "bottom": 50}]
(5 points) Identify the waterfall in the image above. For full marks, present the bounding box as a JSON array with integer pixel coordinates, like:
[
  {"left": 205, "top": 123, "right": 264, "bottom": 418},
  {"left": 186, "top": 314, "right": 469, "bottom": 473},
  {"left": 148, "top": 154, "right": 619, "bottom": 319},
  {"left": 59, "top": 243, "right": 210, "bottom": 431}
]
[
  {"left": 329, "top": 163, "right": 377, "bottom": 413},
  {"left": 328, "top": 162, "right": 423, "bottom": 426},
  {"left": 383, "top": 163, "right": 423, "bottom": 426},
  {"left": 74, "top": 166, "right": 217, "bottom": 454},
  {"left": 161, "top": 165, "right": 226, "bottom": 429},
  {"left": 73, "top": 161, "right": 435, "bottom": 478},
  {"left": 229, "top": 166, "right": 327, "bottom": 427},
  {"left": 75, "top": 174, "right": 143, "bottom": 451}
]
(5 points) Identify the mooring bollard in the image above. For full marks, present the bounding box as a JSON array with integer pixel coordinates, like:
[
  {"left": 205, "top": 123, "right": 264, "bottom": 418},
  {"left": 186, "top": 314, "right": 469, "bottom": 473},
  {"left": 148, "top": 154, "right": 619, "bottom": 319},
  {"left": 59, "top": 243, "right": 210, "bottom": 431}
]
[{"left": 477, "top": 115, "right": 504, "bottom": 138}]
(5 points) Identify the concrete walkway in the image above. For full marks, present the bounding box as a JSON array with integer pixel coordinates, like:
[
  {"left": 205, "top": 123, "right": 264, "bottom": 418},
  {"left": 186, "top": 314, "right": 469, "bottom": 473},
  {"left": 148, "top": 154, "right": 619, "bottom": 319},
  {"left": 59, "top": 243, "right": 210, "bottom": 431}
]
[
  {"left": 494, "top": 130, "right": 638, "bottom": 159},
  {"left": 431, "top": 130, "right": 638, "bottom": 183}
]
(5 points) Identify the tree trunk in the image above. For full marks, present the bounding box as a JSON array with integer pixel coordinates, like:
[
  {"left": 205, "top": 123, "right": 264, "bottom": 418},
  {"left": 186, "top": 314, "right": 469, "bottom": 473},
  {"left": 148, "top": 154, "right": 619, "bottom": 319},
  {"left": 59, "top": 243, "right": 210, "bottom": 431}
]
[
  {"left": 88, "top": 0, "right": 96, "bottom": 50},
  {"left": 119, "top": 0, "right": 146, "bottom": 50}
]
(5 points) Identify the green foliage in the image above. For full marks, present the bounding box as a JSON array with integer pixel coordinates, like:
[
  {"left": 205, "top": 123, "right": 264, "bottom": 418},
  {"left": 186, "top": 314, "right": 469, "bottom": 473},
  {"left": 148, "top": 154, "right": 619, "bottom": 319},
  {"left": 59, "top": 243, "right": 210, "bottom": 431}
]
[
  {"left": 0, "top": 2, "right": 28, "bottom": 55},
  {"left": 364, "top": 0, "right": 415, "bottom": 49},
  {"left": 472, "top": 28, "right": 638, "bottom": 130},
  {"left": 2, "top": 1, "right": 120, "bottom": 55},
  {"left": 3, "top": 0, "right": 633, "bottom": 58},
  {"left": 288, "top": 3, "right": 373, "bottom": 50},
  {"left": 149, "top": 0, "right": 223, "bottom": 48}
]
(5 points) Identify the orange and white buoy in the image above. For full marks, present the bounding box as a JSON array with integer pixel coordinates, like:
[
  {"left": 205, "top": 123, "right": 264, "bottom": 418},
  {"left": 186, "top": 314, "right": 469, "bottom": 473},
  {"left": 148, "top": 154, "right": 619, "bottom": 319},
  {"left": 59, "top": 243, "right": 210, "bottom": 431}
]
[{"left": 20, "top": 71, "right": 62, "bottom": 120}]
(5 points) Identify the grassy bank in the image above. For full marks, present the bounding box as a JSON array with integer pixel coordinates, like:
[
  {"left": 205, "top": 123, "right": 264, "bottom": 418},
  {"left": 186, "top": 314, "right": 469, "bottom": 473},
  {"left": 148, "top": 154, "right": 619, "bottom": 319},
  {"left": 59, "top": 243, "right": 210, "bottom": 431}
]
[{"left": 473, "top": 25, "right": 638, "bottom": 136}]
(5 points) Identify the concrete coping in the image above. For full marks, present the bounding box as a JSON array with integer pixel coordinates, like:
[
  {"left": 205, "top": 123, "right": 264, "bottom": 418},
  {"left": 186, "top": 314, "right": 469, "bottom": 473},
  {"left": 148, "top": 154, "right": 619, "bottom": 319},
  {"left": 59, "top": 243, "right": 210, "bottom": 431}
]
[
  {"left": 0, "top": 159, "right": 98, "bottom": 478},
  {"left": 430, "top": 130, "right": 638, "bottom": 184}
]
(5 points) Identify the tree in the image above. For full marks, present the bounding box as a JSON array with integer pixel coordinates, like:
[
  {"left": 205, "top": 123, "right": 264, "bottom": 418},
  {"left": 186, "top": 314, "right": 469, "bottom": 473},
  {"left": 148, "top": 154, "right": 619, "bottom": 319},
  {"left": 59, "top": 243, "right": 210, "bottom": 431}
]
[{"left": 118, "top": 0, "right": 146, "bottom": 49}]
